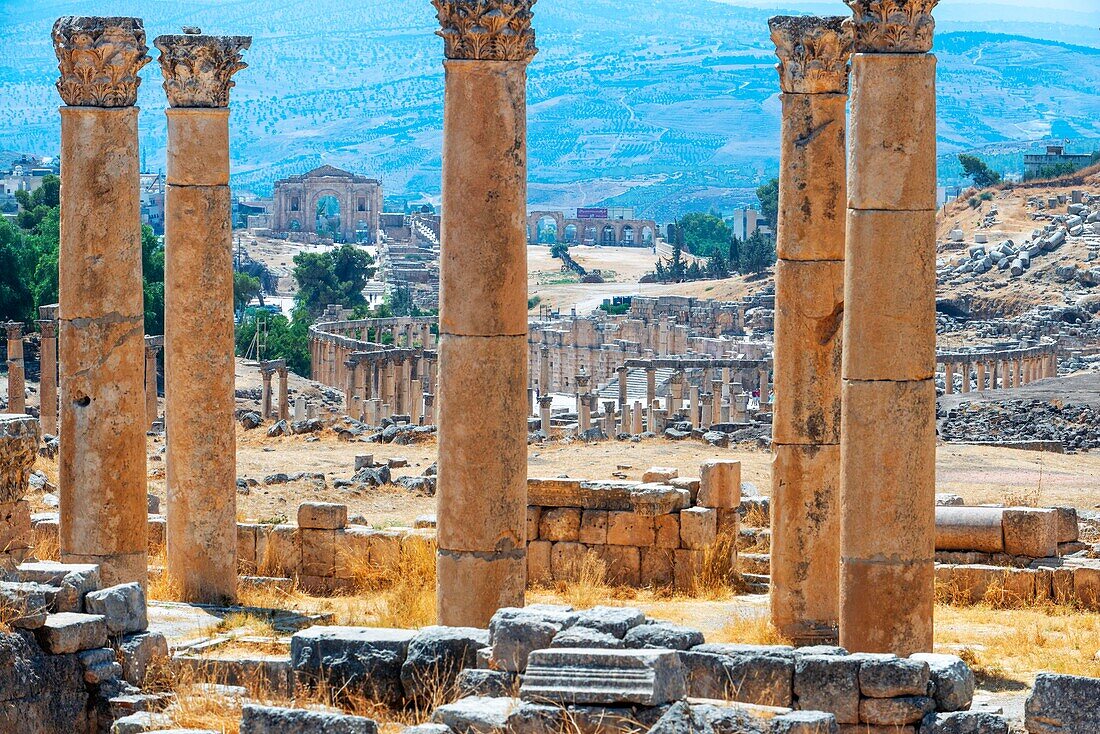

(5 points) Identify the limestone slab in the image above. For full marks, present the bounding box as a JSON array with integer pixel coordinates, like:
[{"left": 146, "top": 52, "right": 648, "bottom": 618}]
[{"left": 520, "top": 648, "right": 686, "bottom": 706}]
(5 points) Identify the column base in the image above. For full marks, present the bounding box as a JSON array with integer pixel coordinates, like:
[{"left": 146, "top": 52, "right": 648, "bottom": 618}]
[
  {"left": 436, "top": 549, "right": 525, "bottom": 628},
  {"left": 62, "top": 550, "right": 147, "bottom": 589}
]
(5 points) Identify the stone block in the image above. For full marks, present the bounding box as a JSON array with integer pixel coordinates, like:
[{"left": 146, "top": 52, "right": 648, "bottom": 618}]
[
  {"left": 431, "top": 696, "right": 514, "bottom": 734},
  {"left": 578, "top": 510, "right": 608, "bottom": 544},
  {"left": 670, "top": 477, "right": 700, "bottom": 503},
  {"left": 1052, "top": 507, "right": 1078, "bottom": 543},
  {"left": 1025, "top": 672, "right": 1100, "bottom": 734},
  {"left": 368, "top": 529, "right": 404, "bottom": 570},
  {"left": 550, "top": 626, "right": 624, "bottom": 649},
  {"left": 521, "top": 648, "right": 686, "bottom": 706},
  {"left": 257, "top": 524, "right": 299, "bottom": 577},
  {"left": 1074, "top": 565, "right": 1100, "bottom": 610},
  {"left": 859, "top": 696, "right": 935, "bottom": 726},
  {"left": 488, "top": 608, "right": 566, "bottom": 672},
  {"left": 36, "top": 612, "right": 108, "bottom": 653},
  {"left": 297, "top": 502, "right": 348, "bottom": 530},
  {"left": 794, "top": 653, "right": 859, "bottom": 724},
  {"left": 236, "top": 523, "right": 258, "bottom": 574},
  {"left": 539, "top": 507, "right": 581, "bottom": 542},
  {"left": 299, "top": 528, "right": 336, "bottom": 578},
  {"left": 0, "top": 581, "right": 50, "bottom": 629},
  {"left": 119, "top": 631, "right": 169, "bottom": 687},
  {"left": 526, "top": 506, "right": 540, "bottom": 542},
  {"left": 927, "top": 711, "right": 1009, "bottom": 734},
  {"left": 623, "top": 621, "right": 703, "bottom": 651},
  {"left": 456, "top": 669, "right": 517, "bottom": 699},
  {"left": 400, "top": 626, "right": 489, "bottom": 707},
  {"left": 858, "top": 656, "right": 929, "bottom": 698},
  {"left": 680, "top": 507, "right": 718, "bottom": 550},
  {"left": 84, "top": 582, "right": 147, "bottom": 634},
  {"left": 642, "top": 467, "right": 678, "bottom": 483},
  {"left": 572, "top": 605, "right": 645, "bottom": 638},
  {"left": 654, "top": 514, "right": 680, "bottom": 549},
  {"left": 147, "top": 515, "right": 166, "bottom": 551},
  {"left": 1002, "top": 508, "right": 1058, "bottom": 558},
  {"left": 640, "top": 547, "right": 675, "bottom": 587},
  {"left": 16, "top": 561, "right": 100, "bottom": 612},
  {"left": 681, "top": 644, "right": 794, "bottom": 707},
  {"left": 909, "top": 653, "right": 975, "bottom": 712},
  {"left": 592, "top": 544, "right": 641, "bottom": 586},
  {"left": 934, "top": 507, "right": 1005, "bottom": 553},
  {"left": 240, "top": 703, "right": 377, "bottom": 734},
  {"left": 699, "top": 460, "right": 741, "bottom": 509},
  {"left": 550, "top": 541, "right": 588, "bottom": 581},
  {"left": 607, "top": 512, "right": 654, "bottom": 546},
  {"left": 291, "top": 626, "right": 415, "bottom": 708},
  {"left": 527, "top": 540, "right": 552, "bottom": 585},
  {"left": 334, "top": 526, "right": 372, "bottom": 580},
  {"left": 772, "top": 709, "right": 840, "bottom": 734}
]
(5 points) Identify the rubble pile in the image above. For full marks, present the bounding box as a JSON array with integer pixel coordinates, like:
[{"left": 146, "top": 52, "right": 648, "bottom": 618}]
[{"left": 939, "top": 400, "right": 1100, "bottom": 451}]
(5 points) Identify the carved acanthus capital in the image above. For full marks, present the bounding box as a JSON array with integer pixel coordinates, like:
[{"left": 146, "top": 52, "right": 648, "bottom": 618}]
[
  {"left": 844, "top": 0, "right": 938, "bottom": 53},
  {"left": 432, "top": 0, "right": 537, "bottom": 62},
  {"left": 154, "top": 31, "right": 251, "bottom": 108},
  {"left": 52, "top": 16, "right": 151, "bottom": 107},
  {"left": 769, "top": 16, "right": 854, "bottom": 94}
]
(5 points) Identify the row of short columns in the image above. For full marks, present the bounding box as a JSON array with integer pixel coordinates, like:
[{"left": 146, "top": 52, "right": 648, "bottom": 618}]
[
  {"left": 941, "top": 351, "right": 1057, "bottom": 393},
  {"left": 259, "top": 361, "right": 291, "bottom": 421}
]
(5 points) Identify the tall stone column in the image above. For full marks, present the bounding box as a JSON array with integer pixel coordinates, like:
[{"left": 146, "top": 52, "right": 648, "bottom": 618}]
[
  {"left": 616, "top": 365, "right": 628, "bottom": 409},
  {"left": 840, "top": 0, "right": 938, "bottom": 656},
  {"left": 54, "top": 17, "right": 150, "bottom": 586},
  {"left": 433, "top": 0, "right": 535, "bottom": 626},
  {"left": 36, "top": 311, "right": 58, "bottom": 436},
  {"left": 645, "top": 365, "right": 656, "bottom": 407},
  {"left": 0, "top": 414, "right": 38, "bottom": 572},
  {"left": 277, "top": 362, "right": 289, "bottom": 420},
  {"left": 158, "top": 29, "right": 249, "bottom": 603},
  {"left": 976, "top": 362, "right": 986, "bottom": 391},
  {"left": 260, "top": 366, "right": 274, "bottom": 418},
  {"left": 538, "top": 345, "right": 550, "bottom": 394},
  {"left": 4, "top": 323, "right": 26, "bottom": 414},
  {"left": 769, "top": 15, "right": 851, "bottom": 645},
  {"left": 144, "top": 340, "right": 160, "bottom": 428}
]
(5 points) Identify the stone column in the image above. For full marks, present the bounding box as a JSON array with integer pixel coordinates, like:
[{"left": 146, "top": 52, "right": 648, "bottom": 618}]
[
  {"left": 616, "top": 365, "right": 628, "bottom": 409},
  {"left": 975, "top": 361, "right": 986, "bottom": 391},
  {"left": 631, "top": 401, "right": 643, "bottom": 434},
  {"left": 158, "top": 29, "right": 249, "bottom": 603},
  {"left": 0, "top": 414, "right": 38, "bottom": 572},
  {"left": 36, "top": 312, "right": 58, "bottom": 436},
  {"left": 144, "top": 340, "right": 160, "bottom": 428},
  {"left": 769, "top": 15, "right": 851, "bottom": 646},
  {"left": 711, "top": 380, "right": 723, "bottom": 426},
  {"left": 645, "top": 365, "right": 656, "bottom": 407},
  {"left": 54, "top": 17, "right": 151, "bottom": 586},
  {"left": 4, "top": 323, "right": 25, "bottom": 414},
  {"left": 344, "top": 359, "right": 357, "bottom": 411},
  {"left": 960, "top": 361, "right": 971, "bottom": 393},
  {"left": 433, "top": 0, "right": 535, "bottom": 626},
  {"left": 669, "top": 371, "right": 684, "bottom": 414},
  {"left": 277, "top": 362, "right": 289, "bottom": 420},
  {"left": 840, "top": 0, "right": 938, "bottom": 656},
  {"left": 538, "top": 345, "right": 550, "bottom": 394},
  {"left": 688, "top": 384, "right": 700, "bottom": 428},
  {"left": 260, "top": 366, "right": 274, "bottom": 419}
]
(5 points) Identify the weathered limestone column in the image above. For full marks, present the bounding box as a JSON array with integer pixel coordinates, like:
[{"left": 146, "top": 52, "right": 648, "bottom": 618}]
[
  {"left": 0, "top": 414, "right": 38, "bottom": 572},
  {"left": 144, "top": 339, "right": 160, "bottom": 428},
  {"left": 631, "top": 401, "right": 643, "bottom": 434},
  {"left": 344, "top": 359, "right": 357, "bottom": 410},
  {"left": 976, "top": 361, "right": 986, "bottom": 391},
  {"left": 710, "top": 379, "right": 722, "bottom": 426},
  {"left": 616, "top": 365, "right": 628, "bottom": 409},
  {"left": 538, "top": 345, "right": 550, "bottom": 394},
  {"left": 433, "top": 0, "right": 535, "bottom": 626},
  {"left": 36, "top": 309, "right": 59, "bottom": 436},
  {"left": 645, "top": 365, "right": 656, "bottom": 407},
  {"left": 260, "top": 365, "right": 274, "bottom": 418},
  {"left": 960, "top": 361, "right": 971, "bottom": 393},
  {"left": 4, "top": 323, "right": 25, "bottom": 415},
  {"left": 158, "top": 29, "right": 249, "bottom": 603},
  {"left": 769, "top": 15, "right": 852, "bottom": 646},
  {"left": 54, "top": 17, "right": 150, "bottom": 586},
  {"left": 277, "top": 362, "right": 289, "bottom": 420},
  {"left": 840, "top": 0, "right": 938, "bottom": 656}
]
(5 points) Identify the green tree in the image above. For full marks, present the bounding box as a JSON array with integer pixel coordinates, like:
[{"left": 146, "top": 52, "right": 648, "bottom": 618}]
[
  {"left": 677, "top": 212, "right": 731, "bottom": 258},
  {"left": 292, "top": 244, "right": 375, "bottom": 317},
  {"left": 387, "top": 285, "right": 415, "bottom": 317},
  {"left": 235, "top": 310, "right": 311, "bottom": 377},
  {"left": 739, "top": 230, "right": 777, "bottom": 275},
  {"left": 756, "top": 177, "right": 779, "bottom": 227},
  {"left": 141, "top": 226, "right": 165, "bottom": 335},
  {"left": 729, "top": 235, "right": 741, "bottom": 268},
  {"left": 707, "top": 250, "right": 730, "bottom": 279},
  {"left": 233, "top": 272, "right": 263, "bottom": 313},
  {"left": 958, "top": 154, "right": 1002, "bottom": 189},
  {"left": 14, "top": 175, "right": 60, "bottom": 230},
  {"left": 0, "top": 220, "right": 35, "bottom": 322},
  {"left": 550, "top": 242, "right": 569, "bottom": 260},
  {"left": 669, "top": 241, "right": 687, "bottom": 282}
]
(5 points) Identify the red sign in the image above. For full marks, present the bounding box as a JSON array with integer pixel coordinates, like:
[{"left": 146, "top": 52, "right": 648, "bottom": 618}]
[{"left": 577, "top": 207, "right": 608, "bottom": 219}]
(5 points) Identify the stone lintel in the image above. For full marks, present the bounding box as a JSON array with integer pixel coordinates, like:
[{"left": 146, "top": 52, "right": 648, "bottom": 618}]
[
  {"left": 154, "top": 31, "right": 251, "bottom": 108},
  {"left": 521, "top": 648, "right": 686, "bottom": 706},
  {"left": 52, "top": 16, "right": 150, "bottom": 107},
  {"left": 433, "top": 0, "right": 538, "bottom": 62},
  {"left": 769, "top": 15, "right": 853, "bottom": 95},
  {"left": 844, "top": 0, "right": 938, "bottom": 53}
]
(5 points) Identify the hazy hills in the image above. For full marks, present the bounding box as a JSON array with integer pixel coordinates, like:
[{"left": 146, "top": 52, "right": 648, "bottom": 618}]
[{"left": 1, "top": 0, "right": 1098, "bottom": 219}]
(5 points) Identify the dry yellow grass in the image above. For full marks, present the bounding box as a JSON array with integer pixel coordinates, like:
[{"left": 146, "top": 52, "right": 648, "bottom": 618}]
[
  {"left": 550, "top": 551, "right": 609, "bottom": 609},
  {"left": 710, "top": 614, "right": 791, "bottom": 646},
  {"left": 934, "top": 602, "right": 1100, "bottom": 684}
]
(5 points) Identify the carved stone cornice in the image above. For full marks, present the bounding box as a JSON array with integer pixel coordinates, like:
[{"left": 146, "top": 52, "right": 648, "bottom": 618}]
[
  {"left": 432, "top": 0, "right": 537, "bottom": 62},
  {"left": 154, "top": 31, "right": 251, "bottom": 108},
  {"left": 769, "top": 16, "right": 854, "bottom": 94},
  {"left": 52, "top": 16, "right": 150, "bottom": 107},
  {"left": 844, "top": 0, "right": 938, "bottom": 53}
]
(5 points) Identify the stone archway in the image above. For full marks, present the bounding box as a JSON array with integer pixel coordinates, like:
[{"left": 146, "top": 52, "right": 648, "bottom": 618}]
[
  {"left": 641, "top": 226, "right": 654, "bottom": 245},
  {"left": 601, "top": 224, "right": 616, "bottom": 245},
  {"left": 582, "top": 225, "right": 597, "bottom": 244},
  {"left": 314, "top": 193, "right": 342, "bottom": 240},
  {"left": 621, "top": 224, "right": 635, "bottom": 245},
  {"left": 535, "top": 215, "right": 559, "bottom": 244},
  {"left": 564, "top": 223, "right": 577, "bottom": 243}
]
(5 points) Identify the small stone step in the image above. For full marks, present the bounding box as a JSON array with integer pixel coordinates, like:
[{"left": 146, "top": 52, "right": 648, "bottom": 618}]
[
  {"left": 36, "top": 612, "right": 108, "bottom": 654},
  {"left": 738, "top": 552, "right": 771, "bottom": 575},
  {"left": 740, "top": 573, "right": 771, "bottom": 593}
]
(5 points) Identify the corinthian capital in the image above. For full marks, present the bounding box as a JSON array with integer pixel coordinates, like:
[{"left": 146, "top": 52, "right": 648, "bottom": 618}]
[
  {"left": 845, "top": 0, "right": 938, "bottom": 53},
  {"left": 52, "top": 16, "right": 151, "bottom": 107},
  {"left": 432, "top": 0, "right": 537, "bottom": 62},
  {"left": 154, "top": 31, "right": 251, "bottom": 108},
  {"left": 769, "top": 16, "right": 854, "bottom": 94}
]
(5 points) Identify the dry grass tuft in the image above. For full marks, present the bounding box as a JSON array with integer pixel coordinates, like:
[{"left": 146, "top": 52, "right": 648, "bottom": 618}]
[
  {"left": 333, "top": 535, "right": 438, "bottom": 629},
  {"left": 31, "top": 527, "right": 59, "bottom": 562},
  {"left": 741, "top": 504, "right": 769, "bottom": 529},
  {"left": 691, "top": 530, "right": 743, "bottom": 600},
  {"left": 710, "top": 613, "right": 791, "bottom": 646},
  {"left": 553, "top": 551, "right": 608, "bottom": 609},
  {"left": 213, "top": 611, "right": 280, "bottom": 638}
]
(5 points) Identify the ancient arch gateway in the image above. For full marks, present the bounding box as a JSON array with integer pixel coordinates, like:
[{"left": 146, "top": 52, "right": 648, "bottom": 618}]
[{"left": 271, "top": 164, "right": 382, "bottom": 243}]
